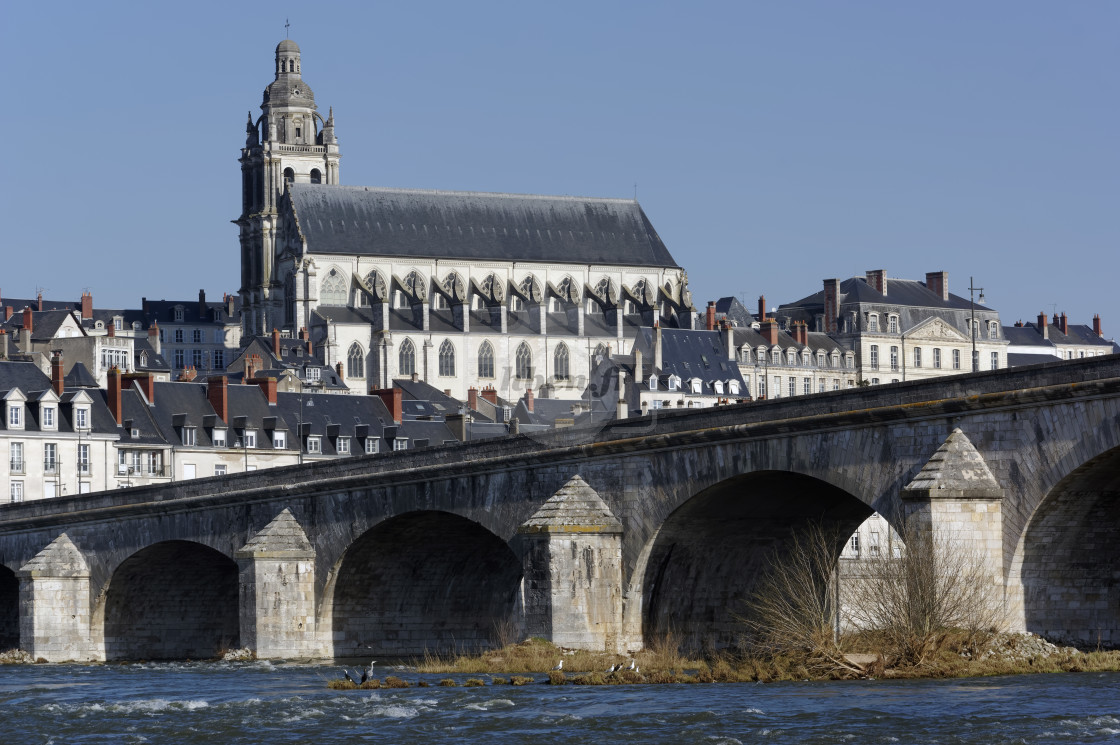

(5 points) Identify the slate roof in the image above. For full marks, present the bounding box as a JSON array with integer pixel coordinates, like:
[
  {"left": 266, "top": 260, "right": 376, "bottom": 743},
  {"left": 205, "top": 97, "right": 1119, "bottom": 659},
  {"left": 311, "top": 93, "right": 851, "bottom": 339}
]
[
  {"left": 63, "top": 362, "right": 99, "bottom": 388},
  {"left": 1007, "top": 353, "right": 1062, "bottom": 367},
  {"left": 783, "top": 277, "right": 982, "bottom": 313},
  {"left": 714, "top": 297, "right": 756, "bottom": 327},
  {"left": 0, "top": 361, "right": 118, "bottom": 435},
  {"left": 633, "top": 328, "right": 746, "bottom": 389},
  {"left": 1005, "top": 321, "right": 1114, "bottom": 349},
  {"left": 287, "top": 184, "right": 679, "bottom": 268}
]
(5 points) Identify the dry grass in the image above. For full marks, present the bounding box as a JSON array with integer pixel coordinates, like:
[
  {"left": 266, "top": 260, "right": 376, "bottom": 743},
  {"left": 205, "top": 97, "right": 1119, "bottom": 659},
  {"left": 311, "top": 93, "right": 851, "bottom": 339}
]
[{"left": 383, "top": 675, "right": 410, "bottom": 688}]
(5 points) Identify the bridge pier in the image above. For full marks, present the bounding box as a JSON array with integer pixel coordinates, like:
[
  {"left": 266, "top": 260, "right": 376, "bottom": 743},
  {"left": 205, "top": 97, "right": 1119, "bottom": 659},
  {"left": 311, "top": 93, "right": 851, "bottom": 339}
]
[
  {"left": 519, "top": 475, "right": 625, "bottom": 652},
  {"left": 18, "top": 534, "right": 95, "bottom": 662},
  {"left": 236, "top": 510, "right": 324, "bottom": 659},
  {"left": 902, "top": 428, "right": 1007, "bottom": 628}
]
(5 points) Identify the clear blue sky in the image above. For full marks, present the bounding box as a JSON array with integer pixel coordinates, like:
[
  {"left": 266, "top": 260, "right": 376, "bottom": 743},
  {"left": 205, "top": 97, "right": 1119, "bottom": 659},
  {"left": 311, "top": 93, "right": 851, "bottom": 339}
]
[{"left": 3, "top": 2, "right": 1116, "bottom": 334}]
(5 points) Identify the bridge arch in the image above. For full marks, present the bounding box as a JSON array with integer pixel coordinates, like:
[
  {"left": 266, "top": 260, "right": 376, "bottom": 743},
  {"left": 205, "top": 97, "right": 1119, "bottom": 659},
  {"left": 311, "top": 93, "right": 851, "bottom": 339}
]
[
  {"left": 632, "top": 470, "right": 873, "bottom": 653},
  {"left": 0, "top": 564, "right": 17, "bottom": 650},
  {"left": 94, "top": 540, "right": 239, "bottom": 660},
  {"left": 325, "top": 510, "right": 522, "bottom": 657},
  {"left": 1011, "top": 443, "right": 1120, "bottom": 647}
]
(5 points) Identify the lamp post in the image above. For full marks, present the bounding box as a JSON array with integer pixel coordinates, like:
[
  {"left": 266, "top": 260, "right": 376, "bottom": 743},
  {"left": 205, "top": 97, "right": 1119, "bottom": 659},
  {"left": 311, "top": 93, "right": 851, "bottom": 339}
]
[{"left": 969, "top": 276, "right": 986, "bottom": 373}]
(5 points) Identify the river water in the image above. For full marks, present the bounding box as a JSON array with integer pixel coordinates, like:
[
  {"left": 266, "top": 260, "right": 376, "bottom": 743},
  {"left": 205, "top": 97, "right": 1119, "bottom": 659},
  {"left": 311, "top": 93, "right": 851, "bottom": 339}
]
[{"left": 1, "top": 662, "right": 1118, "bottom": 744}]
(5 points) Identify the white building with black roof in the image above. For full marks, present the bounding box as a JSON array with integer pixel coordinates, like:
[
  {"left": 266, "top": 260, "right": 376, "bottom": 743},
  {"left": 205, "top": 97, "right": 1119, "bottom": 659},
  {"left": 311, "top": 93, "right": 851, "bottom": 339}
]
[
  {"left": 778, "top": 269, "right": 1007, "bottom": 384},
  {"left": 236, "top": 39, "right": 696, "bottom": 402},
  {"left": 1004, "top": 312, "right": 1117, "bottom": 366}
]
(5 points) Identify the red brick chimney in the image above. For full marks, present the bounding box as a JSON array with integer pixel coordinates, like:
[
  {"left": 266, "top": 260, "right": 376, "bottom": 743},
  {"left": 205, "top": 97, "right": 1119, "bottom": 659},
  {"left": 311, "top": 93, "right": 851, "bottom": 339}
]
[
  {"left": 107, "top": 323, "right": 115, "bottom": 337},
  {"left": 107, "top": 367, "right": 123, "bottom": 425},
  {"left": 467, "top": 387, "right": 479, "bottom": 411},
  {"left": 792, "top": 320, "right": 808, "bottom": 346},
  {"left": 80, "top": 291, "right": 93, "bottom": 320},
  {"left": 51, "top": 350, "right": 64, "bottom": 396},
  {"left": 124, "top": 372, "right": 156, "bottom": 403},
  {"left": 866, "top": 269, "right": 888, "bottom": 296},
  {"left": 254, "top": 377, "right": 277, "bottom": 405},
  {"left": 207, "top": 376, "right": 229, "bottom": 421},
  {"left": 1058, "top": 313, "right": 1068, "bottom": 335},
  {"left": 761, "top": 318, "right": 780, "bottom": 346},
  {"left": 245, "top": 353, "right": 260, "bottom": 380},
  {"left": 300, "top": 327, "right": 312, "bottom": 354},
  {"left": 757, "top": 295, "right": 766, "bottom": 322},
  {"left": 705, "top": 301, "right": 716, "bottom": 331},
  {"left": 178, "top": 367, "right": 197, "bottom": 382},
  {"left": 481, "top": 386, "right": 499, "bottom": 405},
  {"left": 336, "top": 362, "right": 344, "bottom": 380},
  {"left": 271, "top": 328, "right": 281, "bottom": 358},
  {"left": 3, "top": 307, "right": 11, "bottom": 322},
  {"left": 374, "top": 387, "right": 403, "bottom": 424},
  {"left": 525, "top": 386, "right": 534, "bottom": 413},
  {"left": 1037, "top": 312, "right": 1048, "bottom": 340},
  {"left": 36, "top": 293, "right": 43, "bottom": 312},
  {"left": 925, "top": 271, "right": 949, "bottom": 301},
  {"left": 22, "top": 307, "right": 32, "bottom": 333},
  {"left": 1093, "top": 314, "right": 1102, "bottom": 337}
]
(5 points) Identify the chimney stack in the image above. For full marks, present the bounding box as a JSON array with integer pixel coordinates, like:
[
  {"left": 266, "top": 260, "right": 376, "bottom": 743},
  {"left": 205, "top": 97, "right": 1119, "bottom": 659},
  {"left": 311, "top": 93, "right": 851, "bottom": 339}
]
[
  {"left": 198, "top": 289, "right": 207, "bottom": 319},
  {"left": 124, "top": 372, "right": 156, "bottom": 403},
  {"left": 525, "top": 386, "right": 534, "bottom": 413},
  {"left": 0, "top": 331, "right": 7, "bottom": 360},
  {"left": 255, "top": 376, "right": 278, "bottom": 405},
  {"left": 866, "top": 269, "right": 887, "bottom": 296},
  {"left": 616, "top": 368, "right": 627, "bottom": 419},
  {"left": 467, "top": 386, "right": 479, "bottom": 411},
  {"left": 22, "top": 306, "right": 32, "bottom": 334},
  {"left": 481, "top": 386, "right": 499, "bottom": 405},
  {"left": 271, "top": 328, "right": 281, "bottom": 358},
  {"left": 148, "top": 322, "right": 161, "bottom": 356},
  {"left": 653, "top": 322, "right": 663, "bottom": 371},
  {"left": 1037, "top": 312, "right": 1048, "bottom": 340},
  {"left": 37, "top": 293, "right": 43, "bottom": 312},
  {"left": 300, "top": 327, "right": 312, "bottom": 354},
  {"left": 1093, "top": 314, "right": 1102, "bottom": 337},
  {"left": 706, "top": 301, "right": 716, "bottom": 331},
  {"left": 761, "top": 317, "right": 780, "bottom": 346},
  {"left": 634, "top": 346, "right": 643, "bottom": 381},
  {"left": 925, "top": 271, "right": 949, "bottom": 301},
  {"left": 206, "top": 376, "right": 229, "bottom": 421},
  {"left": 51, "top": 350, "right": 64, "bottom": 396},
  {"left": 107, "top": 367, "right": 123, "bottom": 425},
  {"left": 3, "top": 307, "right": 11, "bottom": 322},
  {"left": 373, "top": 387, "right": 403, "bottom": 424},
  {"left": 757, "top": 295, "right": 766, "bottom": 322},
  {"left": 80, "top": 291, "right": 93, "bottom": 320},
  {"left": 1058, "top": 313, "right": 1068, "bottom": 335}
]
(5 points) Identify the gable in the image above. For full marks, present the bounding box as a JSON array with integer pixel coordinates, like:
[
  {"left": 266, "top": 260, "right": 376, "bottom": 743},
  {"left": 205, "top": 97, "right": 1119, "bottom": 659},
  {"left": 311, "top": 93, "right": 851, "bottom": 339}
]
[{"left": 906, "top": 316, "right": 970, "bottom": 343}]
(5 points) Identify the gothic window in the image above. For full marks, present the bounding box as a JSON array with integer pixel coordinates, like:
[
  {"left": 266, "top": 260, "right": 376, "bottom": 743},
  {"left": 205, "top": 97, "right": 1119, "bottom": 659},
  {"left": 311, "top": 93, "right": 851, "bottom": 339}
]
[
  {"left": 554, "top": 343, "right": 570, "bottom": 380},
  {"left": 321, "top": 269, "right": 347, "bottom": 306},
  {"left": 311, "top": 169, "right": 322, "bottom": 184},
  {"left": 478, "top": 341, "right": 495, "bottom": 379},
  {"left": 403, "top": 271, "right": 426, "bottom": 300},
  {"left": 285, "top": 273, "right": 296, "bottom": 323},
  {"left": 398, "top": 338, "right": 416, "bottom": 377},
  {"left": 439, "top": 340, "right": 455, "bottom": 377},
  {"left": 515, "top": 342, "right": 533, "bottom": 380},
  {"left": 347, "top": 343, "right": 365, "bottom": 378}
]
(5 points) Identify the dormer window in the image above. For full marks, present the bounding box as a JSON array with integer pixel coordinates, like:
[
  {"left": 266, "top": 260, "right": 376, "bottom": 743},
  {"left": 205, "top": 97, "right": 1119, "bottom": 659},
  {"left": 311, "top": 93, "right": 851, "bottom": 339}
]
[
  {"left": 365, "top": 438, "right": 379, "bottom": 454},
  {"left": 729, "top": 380, "right": 740, "bottom": 395},
  {"left": 113, "top": 317, "right": 123, "bottom": 331},
  {"left": 648, "top": 374, "right": 658, "bottom": 391},
  {"left": 212, "top": 428, "right": 227, "bottom": 447},
  {"left": 888, "top": 315, "right": 899, "bottom": 334},
  {"left": 337, "top": 436, "right": 350, "bottom": 454},
  {"left": 74, "top": 407, "right": 89, "bottom": 431},
  {"left": 8, "top": 404, "right": 23, "bottom": 429},
  {"left": 182, "top": 426, "right": 197, "bottom": 446},
  {"left": 273, "top": 431, "right": 286, "bottom": 449},
  {"left": 244, "top": 430, "right": 257, "bottom": 448},
  {"left": 174, "top": 307, "right": 184, "bottom": 322},
  {"left": 306, "top": 367, "right": 321, "bottom": 382},
  {"left": 868, "top": 314, "right": 879, "bottom": 333},
  {"left": 668, "top": 376, "right": 681, "bottom": 391},
  {"left": 42, "top": 405, "right": 56, "bottom": 429},
  {"left": 713, "top": 381, "right": 724, "bottom": 395},
  {"left": 307, "top": 436, "right": 322, "bottom": 454},
  {"left": 690, "top": 379, "right": 703, "bottom": 394},
  {"left": 989, "top": 322, "right": 998, "bottom": 340}
]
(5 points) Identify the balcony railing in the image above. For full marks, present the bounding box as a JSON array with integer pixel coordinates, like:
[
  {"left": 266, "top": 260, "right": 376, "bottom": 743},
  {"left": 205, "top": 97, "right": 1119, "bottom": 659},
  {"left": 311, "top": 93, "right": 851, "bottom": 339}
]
[
  {"left": 78, "top": 463, "right": 91, "bottom": 476},
  {"left": 43, "top": 460, "right": 58, "bottom": 474},
  {"left": 9, "top": 459, "right": 24, "bottom": 474}
]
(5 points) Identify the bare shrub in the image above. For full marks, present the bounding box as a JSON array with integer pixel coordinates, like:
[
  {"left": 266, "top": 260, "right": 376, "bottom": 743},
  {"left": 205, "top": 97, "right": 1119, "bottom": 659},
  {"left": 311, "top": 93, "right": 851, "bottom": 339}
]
[{"left": 844, "top": 519, "right": 1005, "bottom": 666}]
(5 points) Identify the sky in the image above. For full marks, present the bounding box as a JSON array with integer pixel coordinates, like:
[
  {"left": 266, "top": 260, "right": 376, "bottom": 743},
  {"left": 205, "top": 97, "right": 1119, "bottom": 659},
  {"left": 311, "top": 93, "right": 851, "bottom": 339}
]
[{"left": 2, "top": 2, "right": 1116, "bottom": 334}]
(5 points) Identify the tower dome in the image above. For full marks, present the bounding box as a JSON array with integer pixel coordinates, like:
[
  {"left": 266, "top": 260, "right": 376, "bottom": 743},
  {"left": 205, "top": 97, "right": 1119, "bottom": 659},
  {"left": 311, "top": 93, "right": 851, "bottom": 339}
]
[
  {"left": 274, "top": 38, "right": 302, "bottom": 78},
  {"left": 276, "top": 39, "right": 300, "bottom": 54}
]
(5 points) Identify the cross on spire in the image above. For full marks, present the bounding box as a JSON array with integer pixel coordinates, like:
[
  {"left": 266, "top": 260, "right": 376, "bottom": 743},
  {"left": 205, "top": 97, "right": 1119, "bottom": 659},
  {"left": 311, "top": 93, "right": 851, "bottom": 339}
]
[{"left": 285, "top": 18, "right": 290, "bottom": 38}]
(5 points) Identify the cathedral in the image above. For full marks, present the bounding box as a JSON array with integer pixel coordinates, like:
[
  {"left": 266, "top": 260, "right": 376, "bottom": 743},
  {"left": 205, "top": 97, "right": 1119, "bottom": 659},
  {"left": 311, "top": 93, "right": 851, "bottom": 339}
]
[{"left": 237, "top": 39, "right": 695, "bottom": 399}]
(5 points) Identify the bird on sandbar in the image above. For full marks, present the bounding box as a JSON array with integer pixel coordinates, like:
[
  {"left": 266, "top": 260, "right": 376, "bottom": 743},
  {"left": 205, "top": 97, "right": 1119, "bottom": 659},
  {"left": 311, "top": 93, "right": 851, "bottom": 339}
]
[
  {"left": 626, "top": 659, "right": 636, "bottom": 671},
  {"left": 551, "top": 659, "right": 563, "bottom": 671},
  {"left": 342, "top": 668, "right": 355, "bottom": 684}
]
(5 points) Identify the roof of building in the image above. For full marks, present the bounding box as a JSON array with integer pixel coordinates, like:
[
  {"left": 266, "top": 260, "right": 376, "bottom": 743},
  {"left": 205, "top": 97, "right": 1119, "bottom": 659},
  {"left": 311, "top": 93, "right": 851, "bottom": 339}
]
[
  {"left": 287, "top": 184, "right": 679, "bottom": 268},
  {"left": 634, "top": 328, "right": 746, "bottom": 388},
  {"left": 1005, "top": 321, "right": 1114, "bottom": 349},
  {"left": 714, "top": 297, "right": 756, "bottom": 327},
  {"left": 1007, "top": 352, "right": 1062, "bottom": 367},
  {"left": 783, "top": 276, "right": 982, "bottom": 314}
]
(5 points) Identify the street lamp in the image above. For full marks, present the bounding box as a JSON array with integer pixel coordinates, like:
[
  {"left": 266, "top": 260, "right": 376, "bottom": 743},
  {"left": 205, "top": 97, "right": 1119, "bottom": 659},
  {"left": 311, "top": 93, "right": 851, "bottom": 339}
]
[{"left": 969, "top": 277, "right": 986, "bottom": 373}]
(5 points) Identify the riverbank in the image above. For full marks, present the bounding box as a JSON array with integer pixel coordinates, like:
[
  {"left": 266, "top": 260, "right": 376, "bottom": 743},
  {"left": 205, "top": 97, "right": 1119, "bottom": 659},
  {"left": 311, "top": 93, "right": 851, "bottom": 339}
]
[{"left": 407, "top": 633, "right": 1120, "bottom": 685}]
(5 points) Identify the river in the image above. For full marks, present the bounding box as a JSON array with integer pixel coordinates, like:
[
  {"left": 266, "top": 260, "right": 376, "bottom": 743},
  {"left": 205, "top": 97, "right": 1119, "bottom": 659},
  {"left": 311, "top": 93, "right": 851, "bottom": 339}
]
[{"left": 2, "top": 662, "right": 1118, "bottom": 744}]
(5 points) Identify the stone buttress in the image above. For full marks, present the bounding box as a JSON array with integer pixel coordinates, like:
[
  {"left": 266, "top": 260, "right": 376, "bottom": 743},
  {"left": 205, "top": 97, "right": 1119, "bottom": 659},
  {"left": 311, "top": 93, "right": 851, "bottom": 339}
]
[
  {"left": 901, "top": 427, "right": 1007, "bottom": 626},
  {"left": 235, "top": 509, "right": 323, "bottom": 658},
  {"left": 18, "top": 533, "right": 94, "bottom": 662},
  {"left": 518, "top": 475, "right": 624, "bottom": 652}
]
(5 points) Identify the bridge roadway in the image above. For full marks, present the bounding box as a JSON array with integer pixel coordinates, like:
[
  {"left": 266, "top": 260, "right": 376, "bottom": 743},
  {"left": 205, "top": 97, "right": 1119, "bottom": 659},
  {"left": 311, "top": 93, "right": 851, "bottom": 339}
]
[{"left": 1, "top": 356, "right": 1118, "bottom": 661}]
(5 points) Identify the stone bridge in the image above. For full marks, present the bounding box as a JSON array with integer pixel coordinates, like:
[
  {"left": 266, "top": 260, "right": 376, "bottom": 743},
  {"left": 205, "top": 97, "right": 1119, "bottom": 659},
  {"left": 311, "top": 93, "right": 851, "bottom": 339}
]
[{"left": 1, "top": 356, "right": 1118, "bottom": 661}]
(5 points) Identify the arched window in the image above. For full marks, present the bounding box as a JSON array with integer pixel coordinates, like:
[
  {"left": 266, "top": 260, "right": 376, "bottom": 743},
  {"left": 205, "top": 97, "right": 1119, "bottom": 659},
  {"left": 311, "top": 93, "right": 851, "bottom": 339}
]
[
  {"left": 320, "top": 269, "right": 347, "bottom": 306},
  {"left": 439, "top": 340, "right": 455, "bottom": 377},
  {"left": 347, "top": 343, "right": 364, "bottom": 378},
  {"left": 478, "top": 341, "right": 494, "bottom": 379},
  {"left": 554, "top": 343, "right": 570, "bottom": 380},
  {"left": 283, "top": 167, "right": 295, "bottom": 184},
  {"left": 593, "top": 343, "right": 608, "bottom": 361},
  {"left": 515, "top": 342, "right": 533, "bottom": 380},
  {"left": 398, "top": 338, "right": 415, "bottom": 377},
  {"left": 310, "top": 169, "right": 322, "bottom": 184}
]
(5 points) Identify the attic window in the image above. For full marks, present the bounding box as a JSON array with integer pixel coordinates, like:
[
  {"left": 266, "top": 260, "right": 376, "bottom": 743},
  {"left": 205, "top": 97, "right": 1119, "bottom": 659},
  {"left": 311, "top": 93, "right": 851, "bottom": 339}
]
[{"left": 306, "top": 367, "right": 321, "bottom": 382}]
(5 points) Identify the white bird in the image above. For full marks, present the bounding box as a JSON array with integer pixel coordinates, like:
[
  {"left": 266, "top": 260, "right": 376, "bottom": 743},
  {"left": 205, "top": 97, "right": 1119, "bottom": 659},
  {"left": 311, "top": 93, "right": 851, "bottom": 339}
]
[
  {"left": 551, "top": 660, "right": 563, "bottom": 671},
  {"left": 626, "top": 659, "right": 636, "bottom": 671},
  {"left": 606, "top": 663, "right": 620, "bottom": 674}
]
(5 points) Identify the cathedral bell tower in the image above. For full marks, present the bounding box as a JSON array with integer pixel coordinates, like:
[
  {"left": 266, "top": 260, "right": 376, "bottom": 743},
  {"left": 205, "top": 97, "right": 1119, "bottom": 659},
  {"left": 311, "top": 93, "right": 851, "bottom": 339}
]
[{"left": 236, "top": 39, "right": 341, "bottom": 335}]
